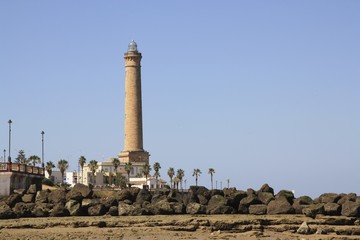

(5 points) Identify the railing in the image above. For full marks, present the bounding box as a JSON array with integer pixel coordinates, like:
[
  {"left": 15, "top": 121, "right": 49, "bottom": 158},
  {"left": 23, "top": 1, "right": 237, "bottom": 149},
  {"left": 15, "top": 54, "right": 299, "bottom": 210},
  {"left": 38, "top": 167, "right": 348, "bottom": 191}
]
[{"left": 0, "top": 162, "right": 45, "bottom": 176}]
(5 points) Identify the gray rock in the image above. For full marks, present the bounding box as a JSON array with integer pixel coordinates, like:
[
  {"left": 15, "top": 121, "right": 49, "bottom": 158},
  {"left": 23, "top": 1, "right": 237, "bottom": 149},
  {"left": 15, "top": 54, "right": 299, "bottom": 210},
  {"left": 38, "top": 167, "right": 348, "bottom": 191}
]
[
  {"left": 324, "top": 203, "right": 341, "bottom": 216},
  {"left": 297, "top": 221, "right": 311, "bottom": 234},
  {"left": 338, "top": 193, "right": 357, "bottom": 205},
  {"left": 0, "top": 202, "right": 16, "bottom": 219},
  {"left": 258, "top": 192, "right": 274, "bottom": 205},
  {"left": 50, "top": 203, "right": 69, "bottom": 217},
  {"left": 341, "top": 201, "right": 360, "bottom": 217},
  {"left": 239, "top": 194, "right": 261, "bottom": 207},
  {"left": 48, "top": 189, "right": 67, "bottom": 205},
  {"left": 6, "top": 194, "right": 22, "bottom": 208},
  {"left": 118, "top": 202, "right": 135, "bottom": 216},
  {"left": 249, "top": 204, "right": 267, "bottom": 215},
  {"left": 27, "top": 184, "right": 37, "bottom": 194},
  {"left": 66, "top": 184, "right": 92, "bottom": 202},
  {"left": 302, "top": 203, "right": 325, "bottom": 218},
  {"left": 293, "top": 196, "right": 313, "bottom": 205},
  {"left": 108, "top": 206, "right": 118, "bottom": 216},
  {"left": 186, "top": 202, "right": 206, "bottom": 214},
  {"left": 267, "top": 197, "right": 294, "bottom": 214},
  {"left": 171, "top": 202, "right": 185, "bottom": 214},
  {"left": 88, "top": 203, "right": 106, "bottom": 216},
  {"left": 150, "top": 199, "right": 174, "bottom": 215},
  {"left": 13, "top": 202, "right": 35, "bottom": 218},
  {"left": 318, "top": 193, "right": 341, "bottom": 204},
  {"left": 258, "top": 183, "right": 274, "bottom": 195},
  {"left": 35, "top": 190, "right": 49, "bottom": 203},
  {"left": 22, "top": 194, "right": 35, "bottom": 203},
  {"left": 275, "top": 190, "right": 294, "bottom": 204},
  {"left": 136, "top": 189, "right": 152, "bottom": 205},
  {"left": 65, "top": 200, "right": 81, "bottom": 216},
  {"left": 14, "top": 189, "right": 26, "bottom": 195}
]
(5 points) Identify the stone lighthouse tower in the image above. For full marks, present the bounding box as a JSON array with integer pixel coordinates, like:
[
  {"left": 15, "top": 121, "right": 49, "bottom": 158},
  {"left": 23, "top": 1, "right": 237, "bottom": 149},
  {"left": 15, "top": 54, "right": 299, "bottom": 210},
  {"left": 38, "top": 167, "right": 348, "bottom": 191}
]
[{"left": 119, "top": 41, "right": 150, "bottom": 164}]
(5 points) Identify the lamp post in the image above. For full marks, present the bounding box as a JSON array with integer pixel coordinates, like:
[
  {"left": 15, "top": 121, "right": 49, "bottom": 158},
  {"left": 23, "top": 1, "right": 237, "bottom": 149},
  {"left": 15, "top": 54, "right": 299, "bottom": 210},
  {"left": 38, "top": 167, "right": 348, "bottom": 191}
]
[
  {"left": 41, "top": 131, "right": 45, "bottom": 168},
  {"left": 8, "top": 120, "right": 12, "bottom": 162},
  {"left": 3, "top": 149, "right": 5, "bottom": 163}
]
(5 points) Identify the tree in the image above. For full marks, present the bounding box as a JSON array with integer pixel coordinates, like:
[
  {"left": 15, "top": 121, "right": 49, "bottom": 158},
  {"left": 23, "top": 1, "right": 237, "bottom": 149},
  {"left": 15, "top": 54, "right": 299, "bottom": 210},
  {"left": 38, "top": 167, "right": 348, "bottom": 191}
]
[
  {"left": 78, "top": 156, "right": 86, "bottom": 184},
  {"left": 45, "top": 161, "right": 55, "bottom": 178},
  {"left": 88, "top": 160, "right": 98, "bottom": 184},
  {"left": 141, "top": 163, "right": 151, "bottom": 185},
  {"left": 176, "top": 169, "right": 185, "bottom": 190},
  {"left": 167, "top": 167, "right": 175, "bottom": 189},
  {"left": 192, "top": 168, "right": 202, "bottom": 186},
  {"left": 173, "top": 177, "right": 180, "bottom": 190},
  {"left": 208, "top": 168, "right": 215, "bottom": 190},
  {"left": 227, "top": 179, "right": 230, "bottom": 188},
  {"left": 57, "top": 159, "right": 69, "bottom": 184},
  {"left": 124, "top": 162, "right": 133, "bottom": 187},
  {"left": 112, "top": 158, "right": 120, "bottom": 173},
  {"left": 153, "top": 162, "right": 161, "bottom": 189},
  {"left": 28, "top": 155, "right": 41, "bottom": 166},
  {"left": 15, "top": 150, "right": 27, "bottom": 164}
]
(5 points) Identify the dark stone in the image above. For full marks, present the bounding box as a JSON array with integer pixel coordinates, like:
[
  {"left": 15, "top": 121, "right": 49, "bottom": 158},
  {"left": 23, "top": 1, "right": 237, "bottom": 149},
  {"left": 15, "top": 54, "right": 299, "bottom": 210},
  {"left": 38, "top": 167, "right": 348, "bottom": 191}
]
[
  {"left": 210, "top": 189, "right": 224, "bottom": 197},
  {"left": 27, "top": 184, "right": 37, "bottom": 194},
  {"left": 324, "top": 203, "right": 341, "bottom": 216},
  {"left": 238, "top": 204, "right": 249, "bottom": 214},
  {"left": 82, "top": 198, "right": 100, "bottom": 208},
  {"left": 0, "top": 202, "right": 16, "bottom": 219},
  {"left": 6, "top": 194, "right": 22, "bottom": 208},
  {"left": 14, "top": 189, "right": 26, "bottom": 195},
  {"left": 341, "top": 201, "right": 360, "bottom": 217},
  {"left": 22, "top": 194, "right": 35, "bottom": 203},
  {"left": 151, "top": 193, "right": 167, "bottom": 204},
  {"left": 267, "top": 197, "right": 294, "bottom": 214},
  {"left": 258, "top": 192, "right": 274, "bottom": 205},
  {"left": 35, "top": 190, "right": 50, "bottom": 203},
  {"left": 258, "top": 183, "right": 274, "bottom": 195},
  {"left": 239, "top": 194, "right": 261, "bottom": 207},
  {"left": 48, "top": 189, "right": 67, "bottom": 205},
  {"left": 207, "top": 194, "right": 228, "bottom": 212},
  {"left": 197, "top": 194, "right": 209, "bottom": 205},
  {"left": 293, "top": 196, "right": 313, "bottom": 205},
  {"left": 207, "top": 205, "right": 235, "bottom": 214},
  {"left": 118, "top": 202, "right": 136, "bottom": 216},
  {"left": 338, "top": 193, "right": 357, "bottom": 205},
  {"left": 136, "top": 189, "right": 152, "bottom": 205},
  {"left": 224, "top": 189, "right": 247, "bottom": 210},
  {"left": 186, "top": 202, "right": 206, "bottom": 214},
  {"left": 108, "top": 206, "right": 118, "bottom": 216},
  {"left": 100, "top": 196, "right": 118, "bottom": 211},
  {"left": 249, "top": 204, "right": 267, "bottom": 215},
  {"left": 302, "top": 203, "right": 325, "bottom": 218},
  {"left": 67, "top": 184, "right": 92, "bottom": 202},
  {"left": 32, "top": 205, "right": 50, "bottom": 217},
  {"left": 275, "top": 190, "right": 294, "bottom": 204},
  {"left": 167, "top": 190, "right": 183, "bottom": 203},
  {"left": 318, "top": 193, "right": 341, "bottom": 204},
  {"left": 13, "top": 202, "right": 35, "bottom": 218},
  {"left": 88, "top": 203, "right": 107, "bottom": 216},
  {"left": 50, "top": 204, "right": 69, "bottom": 217},
  {"left": 149, "top": 199, "right": 174, "bottom": 215},
  {"left": 65, "top": 200, "right": 81, "bottom": 216},
  {"left": 170, "top": 202, "right": 186, "bottom": 214}
]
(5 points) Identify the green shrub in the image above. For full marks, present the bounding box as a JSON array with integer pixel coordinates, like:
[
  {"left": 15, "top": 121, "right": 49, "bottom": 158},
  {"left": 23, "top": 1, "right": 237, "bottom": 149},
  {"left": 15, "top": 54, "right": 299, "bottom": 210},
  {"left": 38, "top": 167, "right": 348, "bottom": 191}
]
[{"left": 42, "top": 178, "right": 54, "bottom": 186}]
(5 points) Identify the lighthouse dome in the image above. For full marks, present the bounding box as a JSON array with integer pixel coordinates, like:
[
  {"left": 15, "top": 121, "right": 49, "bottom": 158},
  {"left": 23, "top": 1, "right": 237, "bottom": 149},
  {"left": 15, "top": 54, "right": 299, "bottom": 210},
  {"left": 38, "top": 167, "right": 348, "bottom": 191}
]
[{"left": 128, "top": 40, "right": 138, "bottom": 52}]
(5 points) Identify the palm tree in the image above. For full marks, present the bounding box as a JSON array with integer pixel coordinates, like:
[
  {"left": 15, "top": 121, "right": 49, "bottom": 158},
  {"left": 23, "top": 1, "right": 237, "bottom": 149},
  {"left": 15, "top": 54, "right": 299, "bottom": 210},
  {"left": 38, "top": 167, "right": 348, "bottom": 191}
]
[
  {"left": 141, "top": 163, "right": 151, "bottom": 186},
  {"left": 15, "top": 150, "right": 27, "bottom": 164},
  {"left": 176, "top": 169, "right": 185, "bottom": 190},
  {"left": 227, "top": 179, "right": 230, "bottom": 188},
  {"left": 153, "top": 162, "right": 161, "bottom": 189},
  {"left": 173, "top": 177, "right": 180, "bottom": 190},
  {"left": 57, "top": 159, "right": 69, "bottom": 184},
  {"left": 208, "top": 168, "right": 215, "bottom": 190},
  {"left": 112, "top": 158, "right": 120, "bottom": 173},
  {"left": 88, "top": 160, "right": 98, "bottom": 184},
  {"left": 192, "top": 168, "right": 202, "bottom": 186},
  {"left": 45, "top": 161, "right": 55, "bottom": 178},
  {"left": 167, "top": 167, "right": 175, "bottom": 189},
  {"left": 124, "top": 162, "right": 133, "bottom": 187},
  {"left": 78, "top": 156, "right": 86, "bottom": 184},
  {"left": 28, "top": 155, "right": 41, "bottom": 166}
]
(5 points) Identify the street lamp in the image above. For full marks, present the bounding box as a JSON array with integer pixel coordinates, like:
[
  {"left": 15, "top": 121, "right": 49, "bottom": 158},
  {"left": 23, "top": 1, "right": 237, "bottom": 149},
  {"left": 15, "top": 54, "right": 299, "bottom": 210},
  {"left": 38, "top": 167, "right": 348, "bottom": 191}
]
[
  {"left": 41, "top": 131, "right": 45, "bottom": 168},
  {"left": 3, "top": 149, "right": 5, "bottom": 163},
  {"left": 8, "top": 120, "right": 12, "bottom": 162}
]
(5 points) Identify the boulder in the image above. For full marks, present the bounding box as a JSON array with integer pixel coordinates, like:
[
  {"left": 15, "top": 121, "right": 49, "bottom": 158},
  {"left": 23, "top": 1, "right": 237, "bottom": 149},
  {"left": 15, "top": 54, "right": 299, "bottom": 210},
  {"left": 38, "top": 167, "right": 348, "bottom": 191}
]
[
  {"left": 66, "top": 184, "right": 92, "bottom": 202},
  {"left": 224, "top": 189, "right": 247, "bottom": 209},
  {"left": 14, "top": 189, "right": 26, "bottom": 195},
  {"left": 136, "top": 189, "right": 152, "bottom": 205},
  {"left": 100, "top": 196, "right": 118, "bottom": 210},
  {"left": 210, "top": 189, "right": 224, "bottom": 197},
  {"left": 150, "top": 199, "right": 174, "bottom": 215},
  {"left": 186, "top": 202, "right": 206, "bottom": 214},
  {"left": 22, "top": 194, "right": 35, "bottom": 203},
  {"left": 207, "top": 205, "right": 235, "bottom": 214},
  {"left": 65, "top": 200, "right": 81, "bottom": 216},
  {"left": 239, "top": 194, "right": 261, "bottom": 207},
  {"left": 6, "top": 194, "right": 22, "bottom": 208},
  {"left": 258, "top": 183, "right": 274, "bottom": 195},
  {"left": 32, "top": 203, "right": 52, "bottom": 217},
  {"left": 258, "top": 192, "right": 274, "bottom": 205},
  {"left": 297, "top": 221, "right": 311, "bottom": 234},
  {"left": 118, "top": 202, "right": 136, "bottom": 216},
  {"left": 0, "top": 202, "right": 16, "bottom": 219},
  {"left": 293, "top": 196, "right": 313, "bottom": 205},
  {"left": 167, "top": 190, "right": 183, "bottom": 203},
  {"left": 117, "top": 189, "right": 134, "bottom": 202},
  {"left": 238, "top": 204, "right": 249, "bottom": 214},
  {"left": 275, "top": 190, "right": 294, "bottom": 204},
  {"left": 88, "top": 203, "right": 107, "bottom": 216},
  {"left": 197, "top": 194, "right": 209, "bottom": 205},
  {"left": 302, "top": 203, "right": 325, "bottom": 218},
  {"left": 324, "top": 203, "right": 341, "bottom": 216},
  {"left": 341, "top": 201, "right": 360, "bottom": 217},
  {"left": 249, "top": 204, "right": 267, "bottom": 215},
  {"left": 170, "top": 202, "right": 186, "bottom": 214},
  {"left": 82, "top": 198, "right": 100, "bottom": 208},
  {"left": 27, "top": 184, "right": 37, "bottom": 194},
  {"left": 35, "top": 190, "right": 50, "bottom": 203},
  {"left": 108, "top": 206, "right": 118, "bottom": 216},
  {"left": 338, "top": 193, "right": 357, "bottom": 205},
  {"left": 13, "top": 202, "right": 35, "bottom": 218},
  {"left": 48, "top": 189, "right": 67, "bottom": 205},
  {"left": 318, "top": 193, "right": 341, "bottom": 204},
  {"left": 50, "top": 204, "right": 69, "bottom": 217},
  {"left": 267, "top": 197, "right": 294, "bottom": 214},
  {"left": 151, "top": 193, "right": 167, "bottom": 204}
]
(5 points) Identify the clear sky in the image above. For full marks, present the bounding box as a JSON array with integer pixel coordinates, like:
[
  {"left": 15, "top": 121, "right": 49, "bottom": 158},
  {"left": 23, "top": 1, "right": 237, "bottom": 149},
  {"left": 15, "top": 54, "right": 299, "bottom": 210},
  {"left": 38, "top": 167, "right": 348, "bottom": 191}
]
[{"left": 0, "top": 1, "right": 359, "bottom": 197}]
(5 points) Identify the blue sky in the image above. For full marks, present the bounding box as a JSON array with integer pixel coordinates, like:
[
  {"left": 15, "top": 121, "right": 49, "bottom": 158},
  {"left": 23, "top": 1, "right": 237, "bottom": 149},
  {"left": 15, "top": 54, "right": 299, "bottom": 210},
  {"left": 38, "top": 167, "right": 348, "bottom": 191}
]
[{"left": 0, "top": 1, "right": 359, "bottom": 197}]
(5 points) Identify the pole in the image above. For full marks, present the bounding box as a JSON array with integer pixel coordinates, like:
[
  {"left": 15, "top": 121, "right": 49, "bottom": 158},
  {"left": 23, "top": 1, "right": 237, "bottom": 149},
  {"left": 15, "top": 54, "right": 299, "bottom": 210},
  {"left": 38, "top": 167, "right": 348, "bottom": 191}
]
[
  {"left": 3, "top": 149, "right": 5, "bottom": 163},
  {"left": 8, "top": 120, "right": 12, "bottom": 162},
  {"left": 41, "top": 131, "right": 45, "bottom": 167}
]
